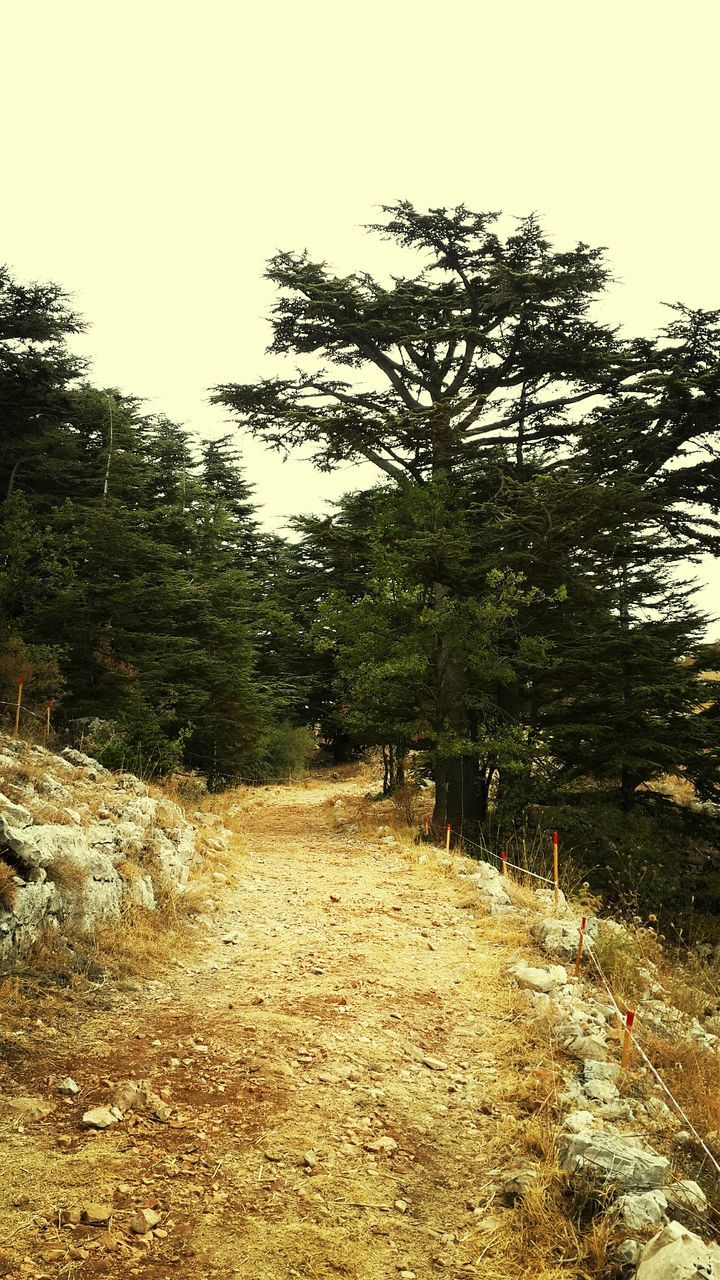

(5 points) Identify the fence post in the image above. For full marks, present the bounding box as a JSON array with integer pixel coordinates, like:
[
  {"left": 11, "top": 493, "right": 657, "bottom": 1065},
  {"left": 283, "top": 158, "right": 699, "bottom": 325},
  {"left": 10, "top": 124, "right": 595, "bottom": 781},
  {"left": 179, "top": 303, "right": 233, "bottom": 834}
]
[
  {"left": 46, "top": 699, "right": 53, "bottom": 739},
  {"left": 445, "top": 823, "right": 451, "bottom": 853},
  {"left": 500, "top": 850, "right": 507, "bottom": 876},
  {"left": 553, "top": 831, "right": 559, "bottom": 912},
  {"left": 14, "top": 676, "right": 24, "bottom": 737},
  {"left": 621, "top": 1010, "right": 636, "bottom": 1071}
]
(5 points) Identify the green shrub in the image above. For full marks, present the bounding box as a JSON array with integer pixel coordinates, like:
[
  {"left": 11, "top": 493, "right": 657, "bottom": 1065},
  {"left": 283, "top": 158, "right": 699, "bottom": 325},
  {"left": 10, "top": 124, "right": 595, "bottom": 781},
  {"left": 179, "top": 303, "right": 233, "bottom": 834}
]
[{"left": 253, "top": 723, "right": 317, "bottom": 783}]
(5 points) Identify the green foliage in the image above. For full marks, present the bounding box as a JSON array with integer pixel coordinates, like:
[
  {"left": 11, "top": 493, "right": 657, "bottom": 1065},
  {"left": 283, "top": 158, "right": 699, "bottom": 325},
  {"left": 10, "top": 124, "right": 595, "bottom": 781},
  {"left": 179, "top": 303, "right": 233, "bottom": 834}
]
[
  {"left": 514, "top": 797, "right": 720, "bottom": 936},
  {"left": 0, "top": 263, "right": 309, "bottom": 784},
  {"left": 0, "top": 630, "right": 65, "bottom": 732},
  {"left": 307, "top": 476, "right": 549, "bottom": 822},
  {"left": 252, "top": 723, "right": 317, "bottom": 784}
]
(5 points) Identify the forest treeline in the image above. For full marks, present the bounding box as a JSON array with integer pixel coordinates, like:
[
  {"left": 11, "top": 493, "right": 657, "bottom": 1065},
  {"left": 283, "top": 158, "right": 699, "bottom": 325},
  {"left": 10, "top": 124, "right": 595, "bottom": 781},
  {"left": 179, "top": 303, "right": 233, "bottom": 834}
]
[
  {"left": 0, "top": 265, "right": 315, "bottom": 784},
  {"left": 2, "top": 204, "right": 720, "bottom": 927}
]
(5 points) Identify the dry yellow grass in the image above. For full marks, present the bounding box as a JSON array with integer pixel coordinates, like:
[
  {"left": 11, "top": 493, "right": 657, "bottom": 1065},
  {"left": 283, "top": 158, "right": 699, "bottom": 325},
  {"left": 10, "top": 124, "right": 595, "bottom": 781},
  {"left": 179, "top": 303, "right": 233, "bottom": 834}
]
[{"left": 0, "top": 858, "right": 18, "bottom": 911}]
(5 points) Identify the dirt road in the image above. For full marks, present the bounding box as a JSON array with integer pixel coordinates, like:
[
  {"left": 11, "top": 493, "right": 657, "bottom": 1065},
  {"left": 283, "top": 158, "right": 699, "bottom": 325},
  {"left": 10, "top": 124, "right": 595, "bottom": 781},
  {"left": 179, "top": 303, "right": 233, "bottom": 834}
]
[{"left": 1, "top": 777, "right": 546, "bottom": 1280}]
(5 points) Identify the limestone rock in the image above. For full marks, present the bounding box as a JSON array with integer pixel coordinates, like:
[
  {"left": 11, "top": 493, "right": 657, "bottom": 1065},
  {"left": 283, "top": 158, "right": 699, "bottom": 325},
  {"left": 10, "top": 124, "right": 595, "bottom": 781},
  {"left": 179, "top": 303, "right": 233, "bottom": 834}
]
[
  {"left": 645, "top": 1097, "right": 678, "bottom": 1126},
  {"left": 112, "top": 1079, "right": 172, "bottom": 1121},
  {"left": 465, "top": 862, "right": 512, "bottom": 912},
  {"left": 583, "top": 1078, "right": 619, "bottom": 1104},
  {"left": 0, "top": 815, "right": 51, "bottom": 869},
  {"left": 583, "top": 1061, "right": 620, "bottom": 1082},
  {"left": 130, "top": 1208, "right": 160, "bottom": 1234},
  {"left": 509, "top": 961, "right": 568, "bottom": 994},
  {"left": 531, "top": 915, "right": 598, "bottom": 958},
  {"left": 81, "top": 1203, "right": 113, "bottom": 1226},
  {"left": 664, "top": 1181, "right": 708, "bottom": 1215},
  {"left": 618, "top": 1240, "right": 641, "bottom": 1266},
  {"left": 0, "top": 732, "right": 201, "bottom": 959},
  {"left": 560, "top": 1130, "right": 670, "bottom": 1189},
  {"left": 0, "top": 792, "right": 33, "bottom": 827},
  {"left": 0, "top": 880, "right": 61, "bottom": 960},
  {"left": 617, "top": 1190, "right": 668, "bottom": 1231},
  {"left": 82, "top": 1106, "right": 120, "bottom": 1129},
  {"left": 637, "top": 1220, "right": 718, "bottom": 1280},
  {"left": 565, "top": 1034, "right": 610, "bottom": 1062},
  {"left": 7, "top": 1096, "right": 52, "bottom": 1121},
  {"left": 365, "top": 1135, "right": 398, "bottom": 1154},
  {"left": 62, "top": 747, "right": 109, "bottom": 772},
  {"left": 112, "top": 1080, "right": 142, "bottom": 1114},
  {"left": 562, "top": 1109, "right": 600, "bottom": 1133},
  {"left": 422, "top": 1055, "right": 448, "bottom": 1071}
]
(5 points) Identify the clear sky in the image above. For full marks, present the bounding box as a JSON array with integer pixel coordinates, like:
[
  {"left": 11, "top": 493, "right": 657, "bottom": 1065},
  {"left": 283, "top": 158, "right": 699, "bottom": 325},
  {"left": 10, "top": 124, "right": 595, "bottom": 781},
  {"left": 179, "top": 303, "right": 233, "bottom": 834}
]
[{"left": 2, "top": 0, "right": 719, "bottom": 625}]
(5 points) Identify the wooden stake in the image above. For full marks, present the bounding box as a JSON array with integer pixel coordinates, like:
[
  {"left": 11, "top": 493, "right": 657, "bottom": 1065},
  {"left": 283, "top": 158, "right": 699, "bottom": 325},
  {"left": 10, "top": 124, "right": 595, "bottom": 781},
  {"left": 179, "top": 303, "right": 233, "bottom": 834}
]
[
  {"left": 621, "top": 1009, "right": 636, "bottom": 1071},
  {"left": 574, "top": 916, "right": 587, "bottom": 977},
  {"left": 553, "top": 831, "right": 559, "bottom": 912},
  {"left": 14, "top": 676, "right": 24, "bottom": 737},
  {"left": 445, "top": 823, "right": 451, "bottom": 853},
  {"left": 46, "top": 699, "right": 53, "bottom": 739},
  {"left": 500, "top": 850, "right": 507, "bottom": 876}
]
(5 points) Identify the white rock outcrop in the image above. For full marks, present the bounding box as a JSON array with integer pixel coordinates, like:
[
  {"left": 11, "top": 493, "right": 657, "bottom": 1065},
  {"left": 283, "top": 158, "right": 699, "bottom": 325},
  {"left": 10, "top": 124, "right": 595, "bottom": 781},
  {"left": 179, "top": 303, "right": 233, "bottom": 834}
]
[
  {"left": 617, "top": 1189, "right": 668, "bottom": 1231},
  {"left": 0, "top": 735, "right": 219, "bottom": 960},
  {"left": 664, "top": 1181, "right": 708, "bottom": 1215},
  {"left": 531, "top": 915, "right": 599, "bottom": 958},
  {"left": 560, "top": 1130, "right": 670, "bottom": 1189},
  {"left": 463, "top": 861, "right": 513, "bottom": 912},
  {"left": 637, "top": 1220, "right": 720, "bottom": 1280},
  {"left": 508, "top": 961, "right": 568, "bottom": 994}
]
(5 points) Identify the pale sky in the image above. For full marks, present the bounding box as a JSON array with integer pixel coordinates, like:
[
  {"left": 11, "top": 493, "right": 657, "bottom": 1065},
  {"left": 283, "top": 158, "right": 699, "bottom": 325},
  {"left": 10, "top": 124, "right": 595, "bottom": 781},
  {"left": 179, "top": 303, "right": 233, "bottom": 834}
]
[{"left": 2, "top": 0, "right": 719, "bottom": 627}]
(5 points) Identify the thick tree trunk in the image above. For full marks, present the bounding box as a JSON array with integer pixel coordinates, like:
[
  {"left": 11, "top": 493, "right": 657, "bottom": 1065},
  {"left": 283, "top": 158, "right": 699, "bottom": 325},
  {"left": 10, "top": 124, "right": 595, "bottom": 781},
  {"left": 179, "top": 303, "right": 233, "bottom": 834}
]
[
  {"left": 428, "top": 573, "right": 486, "bottom": 846},
  {"left": 432, "top": 753, "right": 483, "bottom": 844}
]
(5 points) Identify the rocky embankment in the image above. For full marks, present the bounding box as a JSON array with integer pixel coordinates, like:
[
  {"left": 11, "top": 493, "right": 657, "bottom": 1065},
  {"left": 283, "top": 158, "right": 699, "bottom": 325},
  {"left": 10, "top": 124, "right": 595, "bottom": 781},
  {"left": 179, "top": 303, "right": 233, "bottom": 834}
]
[
  {"left": 449, "top": 853, "right": 720, "bottom": 1279},
  {"left": 0, "top": 735, "right": 225, "bottom": 962}
]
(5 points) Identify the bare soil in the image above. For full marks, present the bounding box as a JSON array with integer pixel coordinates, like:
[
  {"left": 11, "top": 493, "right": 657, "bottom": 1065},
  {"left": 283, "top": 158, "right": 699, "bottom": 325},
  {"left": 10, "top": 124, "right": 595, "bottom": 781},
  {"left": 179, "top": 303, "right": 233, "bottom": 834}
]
[{"left": 0, "top": 774, "right": 557, "bottom": 1280}]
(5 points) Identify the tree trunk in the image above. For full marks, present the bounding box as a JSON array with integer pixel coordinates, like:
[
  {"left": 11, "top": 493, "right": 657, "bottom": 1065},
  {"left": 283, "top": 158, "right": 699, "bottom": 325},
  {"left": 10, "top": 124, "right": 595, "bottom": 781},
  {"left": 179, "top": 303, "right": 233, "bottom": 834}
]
[
  {"left": 428, "top": 575, "right": 486, "bottom": 845},
  {"left": 395, "top": 751, "right": 406, "bottom": 789},
  {"left": 431, "top": 753, "right": 483, "bottom": 845},
  {"left": 382, "top": 744, "right": 392, "bottom": 794}
]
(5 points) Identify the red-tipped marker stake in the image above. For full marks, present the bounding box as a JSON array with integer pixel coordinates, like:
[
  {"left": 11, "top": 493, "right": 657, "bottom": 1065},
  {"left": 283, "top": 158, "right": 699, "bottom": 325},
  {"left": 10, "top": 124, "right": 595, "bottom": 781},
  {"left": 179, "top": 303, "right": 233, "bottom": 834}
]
[
  {"left": 552, "top": 831, "right": 560, "bottom": 913},
  {"left": 445, "top": 822, "right": 451, "bottom": 853},
  {"left": 574, "top": 916, "right": 587, "bottom": 977},
  {"left": 621, "top": 1009, "right": 636, "bottom": 1071},
  {"left": 500, "top": 850, "right": 507, "bottom": 876},
  {"left": 14, "top": 675, "right": 25, "bottom": 737}
]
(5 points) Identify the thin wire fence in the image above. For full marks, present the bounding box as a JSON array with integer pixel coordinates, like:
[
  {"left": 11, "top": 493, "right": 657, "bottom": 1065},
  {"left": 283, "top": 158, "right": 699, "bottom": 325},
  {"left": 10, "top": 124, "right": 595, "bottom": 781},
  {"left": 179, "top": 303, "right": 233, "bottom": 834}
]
[
  {"left": 451, "top": 826, "right": 555, "bottom": 884},
  {"left": 0, "top": 699, "right": 47, "bottom": 723},
  {"left": 440, "top": 823, "right": 720, "bottom": 1181},
  {"left": 582, "top": 932, "right": 720, "bottom": 1178}
]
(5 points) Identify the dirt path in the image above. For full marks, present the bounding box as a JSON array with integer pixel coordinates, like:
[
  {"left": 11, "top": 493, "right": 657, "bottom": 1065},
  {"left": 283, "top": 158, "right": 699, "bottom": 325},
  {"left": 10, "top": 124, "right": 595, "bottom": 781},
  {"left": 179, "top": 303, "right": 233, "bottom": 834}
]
[{"left": 1, "top": 777, "right": 547, "bottom": 1280}]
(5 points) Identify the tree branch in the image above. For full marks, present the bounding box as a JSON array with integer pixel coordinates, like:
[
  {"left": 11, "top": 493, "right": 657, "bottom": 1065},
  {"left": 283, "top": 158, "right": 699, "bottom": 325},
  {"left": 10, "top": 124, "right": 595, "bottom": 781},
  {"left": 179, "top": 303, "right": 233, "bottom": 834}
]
[{"left": 462, "top": 386, "right": 606, "bottom": 438}]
